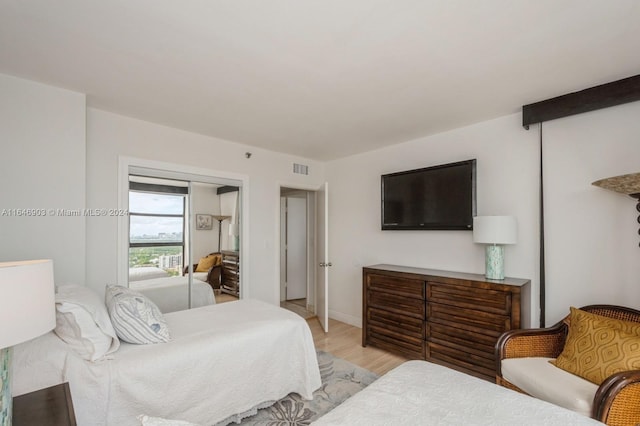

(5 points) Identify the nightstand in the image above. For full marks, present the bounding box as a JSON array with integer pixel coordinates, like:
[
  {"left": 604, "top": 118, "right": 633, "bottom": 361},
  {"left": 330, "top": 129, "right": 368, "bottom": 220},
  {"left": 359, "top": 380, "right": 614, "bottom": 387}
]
[{"left": 13, "top": 382, "right": 77, "bottom": 426}]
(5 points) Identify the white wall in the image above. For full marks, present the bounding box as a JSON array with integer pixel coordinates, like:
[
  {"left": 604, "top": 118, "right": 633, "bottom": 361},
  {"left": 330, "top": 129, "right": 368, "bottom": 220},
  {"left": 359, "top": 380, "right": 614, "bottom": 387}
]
[
  {"left": 191, "top": 182, "right": 221, "bottom": 260},
  {"left": 543, "top": 102, "right": 640, "bottom": 323},
  {"left": 326, "top": 104, "right": 640, "bottom": 328},
  {"left": 85, "top": 108, "right": 325, "bottom": 303},
  {"left": 6, "top": 72, "right": 639, "bottom": 325},
  {"left": 0, "top": 74, "right": 86, "bottom": 285}
]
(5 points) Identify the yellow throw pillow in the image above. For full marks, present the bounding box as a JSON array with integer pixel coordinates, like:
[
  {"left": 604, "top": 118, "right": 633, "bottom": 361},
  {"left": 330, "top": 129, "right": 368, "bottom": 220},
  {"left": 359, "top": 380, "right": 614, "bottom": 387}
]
[
  {"left": 552, "top": 307, "right": 640, "bottom": 384},
  {"left": 209, "top": 254, "right": 222, "bottom": 266},
  {"left": 195, "top": 255, "right": 216, "bottom": 272}
]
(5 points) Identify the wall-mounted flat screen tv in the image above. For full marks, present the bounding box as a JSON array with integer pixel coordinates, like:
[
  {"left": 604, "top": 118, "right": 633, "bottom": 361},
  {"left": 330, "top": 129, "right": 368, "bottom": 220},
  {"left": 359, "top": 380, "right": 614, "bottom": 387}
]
[{"left": 381, "top": 159, "right": 476, "bottom": 230}]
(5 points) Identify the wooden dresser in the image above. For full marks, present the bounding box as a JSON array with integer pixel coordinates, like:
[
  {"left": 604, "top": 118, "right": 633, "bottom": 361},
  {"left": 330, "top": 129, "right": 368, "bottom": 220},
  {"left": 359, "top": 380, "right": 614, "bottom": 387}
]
[
  {"left": 220, "top": 250, "right": 240, "bottom": 296},
  {"left": 362, "top": 264, "right": 530, "bottom": 381}
]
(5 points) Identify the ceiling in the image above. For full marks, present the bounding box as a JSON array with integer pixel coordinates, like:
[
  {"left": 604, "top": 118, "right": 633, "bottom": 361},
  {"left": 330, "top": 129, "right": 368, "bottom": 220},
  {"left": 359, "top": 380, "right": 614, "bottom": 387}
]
[{"left": 1, "top": 1, "right": 639, "bottom": 161}]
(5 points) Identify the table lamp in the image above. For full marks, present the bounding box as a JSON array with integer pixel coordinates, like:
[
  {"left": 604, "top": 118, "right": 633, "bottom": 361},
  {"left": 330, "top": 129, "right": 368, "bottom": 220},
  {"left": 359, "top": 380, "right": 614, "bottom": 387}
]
[
  {"left": 228, "top": 223, "right": 239, "bottom": 251},
  {"left": 473, "top": 216, "right": 517, "bottom": 280},
  {"left": 0, "top": 260, "right": 56, "bottom": 426}
]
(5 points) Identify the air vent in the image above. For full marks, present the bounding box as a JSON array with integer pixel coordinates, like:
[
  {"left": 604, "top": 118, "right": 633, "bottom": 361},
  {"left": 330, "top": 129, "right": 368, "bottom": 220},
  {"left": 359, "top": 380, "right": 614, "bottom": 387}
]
[{"left": 293, "top": 163, "right": 309, "bottom": 175}]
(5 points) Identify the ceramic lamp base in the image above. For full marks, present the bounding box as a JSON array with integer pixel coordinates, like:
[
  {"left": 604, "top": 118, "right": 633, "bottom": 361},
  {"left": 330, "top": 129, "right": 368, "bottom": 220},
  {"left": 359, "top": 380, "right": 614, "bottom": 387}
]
[
  {"left": 0, "top": 346, "right": 11, "bottom": 426},
  {"left": 485, "top": 244, "right": 505, "bottom": 280}
]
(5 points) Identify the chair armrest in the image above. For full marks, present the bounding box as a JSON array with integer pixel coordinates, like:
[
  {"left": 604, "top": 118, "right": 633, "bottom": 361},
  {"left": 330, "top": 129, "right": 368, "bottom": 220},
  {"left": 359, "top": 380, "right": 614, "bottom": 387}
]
[
  {"left": 184, "top": 264, "right": 198, "bottom": 275},
  {"left": 495, "top": 323, "right": 568, "bottom": 377},
  {"left": 206, "top": 264, "right": 222, "bottom": 288},
  {"left": 206, "top": 264, "right": 222, "bottom": 278},
  {"left": 593, "top": 370, "right": 640, "bottom": 425}
]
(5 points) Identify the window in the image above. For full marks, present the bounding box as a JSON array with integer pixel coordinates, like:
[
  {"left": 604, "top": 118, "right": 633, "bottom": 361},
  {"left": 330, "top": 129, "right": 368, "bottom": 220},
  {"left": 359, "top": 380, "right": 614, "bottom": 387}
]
[{"left": 129, "top": 181, "right": 188, "bottom": 277}]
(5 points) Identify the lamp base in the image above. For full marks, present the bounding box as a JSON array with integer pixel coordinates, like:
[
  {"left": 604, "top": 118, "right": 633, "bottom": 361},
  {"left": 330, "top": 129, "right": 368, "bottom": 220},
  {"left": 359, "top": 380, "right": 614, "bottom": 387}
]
[
  {"left": 0, "top": 347, "right": 11, "bottom": 426},
  {"left": 485, "top": 245, "right": 505, "bottom": 280}
]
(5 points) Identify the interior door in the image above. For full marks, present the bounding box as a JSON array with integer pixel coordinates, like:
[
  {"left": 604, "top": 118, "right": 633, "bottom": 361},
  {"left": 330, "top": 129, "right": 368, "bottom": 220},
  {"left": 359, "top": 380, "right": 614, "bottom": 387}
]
[
  {"left": 279, "top": 197, "right": 287, "bottom": 302},
  {"left": 286, "top": 197, "right": 307, "bottom": 300},
  {"left": 316, "top": 182, "right": 329, "bottom": 332}
]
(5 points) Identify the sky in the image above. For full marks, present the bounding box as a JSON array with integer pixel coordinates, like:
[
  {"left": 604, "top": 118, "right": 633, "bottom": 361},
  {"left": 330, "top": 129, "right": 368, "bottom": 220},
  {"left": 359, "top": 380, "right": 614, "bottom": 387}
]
[{"left": 129, "top": 192, "right": 185, "bottom": 238}]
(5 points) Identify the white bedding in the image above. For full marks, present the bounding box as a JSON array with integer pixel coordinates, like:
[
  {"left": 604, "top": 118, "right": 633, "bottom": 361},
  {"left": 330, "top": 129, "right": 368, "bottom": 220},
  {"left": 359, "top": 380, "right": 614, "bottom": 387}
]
[
  {"left": 129, "top": 275, "right": 215, "bottom": 313},
  {"left": 14, "top": 299, "right": 322, "bottom": 426},
  {"left": 312, "top": 360, "right": 603, "bottom": 426},
  {"left": 129, "top": 267, "right": 170, "bottom": 281}
]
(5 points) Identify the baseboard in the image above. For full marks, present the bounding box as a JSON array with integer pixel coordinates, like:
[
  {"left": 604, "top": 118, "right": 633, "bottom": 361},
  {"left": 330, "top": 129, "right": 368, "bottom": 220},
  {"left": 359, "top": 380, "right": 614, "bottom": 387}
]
[{"left": 328, "top": 309, "right": 362, "bottom": 328}]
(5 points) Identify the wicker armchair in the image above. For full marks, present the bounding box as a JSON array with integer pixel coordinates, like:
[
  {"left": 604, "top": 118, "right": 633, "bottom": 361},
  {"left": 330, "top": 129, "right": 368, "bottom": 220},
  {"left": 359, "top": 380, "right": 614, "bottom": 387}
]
[
  {"left": 183, "top": 253, "right": 222, "bottom": 291},
  {"left": 496, "top": 305, "right": 640, "bottom": 426}
]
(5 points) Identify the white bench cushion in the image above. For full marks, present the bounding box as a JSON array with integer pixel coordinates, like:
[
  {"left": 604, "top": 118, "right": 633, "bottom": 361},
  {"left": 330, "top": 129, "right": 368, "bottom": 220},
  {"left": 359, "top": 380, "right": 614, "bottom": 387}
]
[
  {"left": 192, "top": 272, "right": 208, "bottom": 282},
  {"left": 501, "top": 357, "right": 599, "bottom": 417}
]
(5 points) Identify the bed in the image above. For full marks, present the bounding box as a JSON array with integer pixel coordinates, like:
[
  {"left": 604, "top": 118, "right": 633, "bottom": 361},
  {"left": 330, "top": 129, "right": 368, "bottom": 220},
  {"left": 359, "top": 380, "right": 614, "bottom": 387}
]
[
  {"left": 13, "top": 299, "right": 322, "bottom": 426},
  {"left": 129, "top": 275, "right": 215, "bottom": 313},
  {"left": 311, "top": 360, "right": 603, "bottom": 426},
  {"left": 129, "top": 266, "right": 212, "bottom": 290},
  {"left": 129, "top": 266, "right": 170, "bottom": 281}
]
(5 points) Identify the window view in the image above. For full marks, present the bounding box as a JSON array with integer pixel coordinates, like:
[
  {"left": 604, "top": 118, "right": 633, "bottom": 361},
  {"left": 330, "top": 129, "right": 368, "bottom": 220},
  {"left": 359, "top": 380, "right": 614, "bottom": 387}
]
[{"left": 129, "top": 189, "right": 186, "bottom": 277}]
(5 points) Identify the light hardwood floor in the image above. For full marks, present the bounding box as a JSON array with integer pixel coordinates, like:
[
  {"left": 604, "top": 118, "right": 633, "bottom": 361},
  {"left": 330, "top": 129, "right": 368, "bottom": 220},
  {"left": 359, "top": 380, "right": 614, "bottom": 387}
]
[
  {"left": 306, "top": 317, "right": 408, "bottom": 376},
  {"left": 214, "top": 292, "right": 238, "bottom": 304},
  {"left": 280, "top": 300, "right": 315, "bottom": 319}
]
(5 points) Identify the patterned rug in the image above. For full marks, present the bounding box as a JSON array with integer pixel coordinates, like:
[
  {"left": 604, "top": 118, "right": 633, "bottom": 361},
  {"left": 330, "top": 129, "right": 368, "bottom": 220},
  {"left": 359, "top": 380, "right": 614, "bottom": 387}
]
[{"left": 238, "top": 351, "right": 379, "bottom": 425}]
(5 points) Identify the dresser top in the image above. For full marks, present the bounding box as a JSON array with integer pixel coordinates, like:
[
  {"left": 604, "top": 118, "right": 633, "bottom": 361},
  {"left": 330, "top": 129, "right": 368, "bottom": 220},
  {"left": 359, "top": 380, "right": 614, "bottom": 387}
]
[{"left": 364, "top": 264, "right": 530, "bottom": 287}]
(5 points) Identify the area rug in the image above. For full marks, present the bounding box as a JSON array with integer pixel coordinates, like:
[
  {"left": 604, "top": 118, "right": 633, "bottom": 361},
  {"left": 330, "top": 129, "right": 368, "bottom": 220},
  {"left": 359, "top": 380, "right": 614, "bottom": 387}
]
[{"left": 238, "top": 351, "right": 379, "bottom": 425}]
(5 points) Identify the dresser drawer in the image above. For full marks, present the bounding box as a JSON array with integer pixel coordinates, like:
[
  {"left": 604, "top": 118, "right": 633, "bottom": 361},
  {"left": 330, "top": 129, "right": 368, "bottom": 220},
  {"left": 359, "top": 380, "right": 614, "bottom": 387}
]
[
  {"left": 427, "top": 341, "right": 496, "bottom": 381},
  {"left": 366, "top": 274, "right": 425, "bottom": 299},
  {"left": 425, "top": 310, "right": 503, "bottom": 380},
  {"left": 368, "top": 307, "right": 424, "bottom": 339},
  {"left": 425, "top": 321, "right": 497, "bottom": 357},
  {"left": 368, "top": 290, "right": 425, "bottom": 319},
  {"left": 366, "top": 327, "right": 425, "bottom": 359},
  {"left": 427, "top": 302, "right": 511, "bottom": 334},
  {"left": 427, "top": 281, "right": 511, "bottom": 315},
  {"left": 427, "top": 281, "right": 511, "bottom": 316}
]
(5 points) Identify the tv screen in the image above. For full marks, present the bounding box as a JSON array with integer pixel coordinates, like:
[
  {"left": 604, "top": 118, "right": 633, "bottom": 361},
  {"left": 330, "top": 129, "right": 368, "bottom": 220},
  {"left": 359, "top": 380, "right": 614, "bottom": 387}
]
[{"left": 381, "top": 159, "right": 476, "bottom": 230}]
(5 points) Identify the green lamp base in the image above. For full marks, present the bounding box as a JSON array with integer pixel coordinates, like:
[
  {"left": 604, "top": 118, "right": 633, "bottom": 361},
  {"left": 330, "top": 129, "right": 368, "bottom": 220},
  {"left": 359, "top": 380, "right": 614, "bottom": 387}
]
[
  {"left": 485, "top": 245, "right": 505, "bottom": 280},
  {"left": 1, "top": 347, "right": 12, "bottom": 426}
]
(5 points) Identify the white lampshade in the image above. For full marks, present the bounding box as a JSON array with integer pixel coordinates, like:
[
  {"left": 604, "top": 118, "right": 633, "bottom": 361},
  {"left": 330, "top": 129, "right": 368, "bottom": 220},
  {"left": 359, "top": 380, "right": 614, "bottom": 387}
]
[
  {"left": 0, "top": 259, "right": 56, "bottom": 348},
  {"left": 229, "top": 223, "right": 239, "bottom": 236},
  {"left": 473, "top": 216, "right": 517, "bottom": 245}
]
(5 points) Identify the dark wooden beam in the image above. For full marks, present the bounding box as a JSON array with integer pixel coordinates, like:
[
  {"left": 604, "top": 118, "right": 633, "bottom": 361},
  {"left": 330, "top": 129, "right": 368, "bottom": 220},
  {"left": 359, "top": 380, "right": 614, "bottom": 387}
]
[
  {"left": 216, "top": 185, "right": 239, "bottom": 195},
  {"left": 522, "top": 74, "right": 640, "bottom": 128},
  {"left": 129, "top": 181, "right": 188, "bottom": 194}
]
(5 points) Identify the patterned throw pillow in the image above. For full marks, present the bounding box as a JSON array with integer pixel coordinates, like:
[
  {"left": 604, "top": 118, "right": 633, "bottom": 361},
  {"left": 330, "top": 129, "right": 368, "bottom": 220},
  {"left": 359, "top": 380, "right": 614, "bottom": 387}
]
[
  {"left": 105, "top": 285, "right": 171, "bottom": 344},
  {"left": 551, "top": 307, "right": 640, "bottom": 384}
]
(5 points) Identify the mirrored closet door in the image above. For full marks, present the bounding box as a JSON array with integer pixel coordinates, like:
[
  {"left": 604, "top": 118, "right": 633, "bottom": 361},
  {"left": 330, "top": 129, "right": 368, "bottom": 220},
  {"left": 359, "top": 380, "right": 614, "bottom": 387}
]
[{"left": 125, "top": 168, "right": 242, "bottom": 313}]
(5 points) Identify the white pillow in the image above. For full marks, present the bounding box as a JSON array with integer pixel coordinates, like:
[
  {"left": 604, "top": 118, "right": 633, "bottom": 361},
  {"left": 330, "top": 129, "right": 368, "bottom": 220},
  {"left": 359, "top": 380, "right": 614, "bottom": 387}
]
[
  {"left": 54, "top": 284, "right": 120, "bottom": 361},
  {"left": 105, "top": 285, "right": 171, "bottom": 344},
  {"left": 138, "top": 415, "right": 201, "bottom": 426}
]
